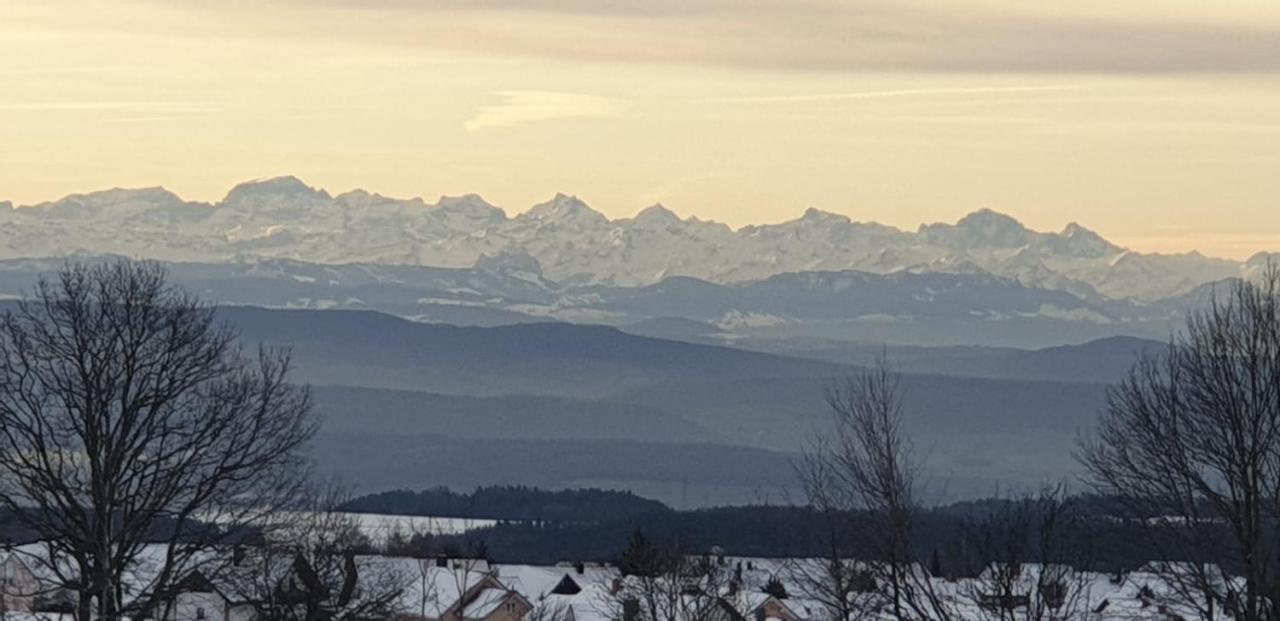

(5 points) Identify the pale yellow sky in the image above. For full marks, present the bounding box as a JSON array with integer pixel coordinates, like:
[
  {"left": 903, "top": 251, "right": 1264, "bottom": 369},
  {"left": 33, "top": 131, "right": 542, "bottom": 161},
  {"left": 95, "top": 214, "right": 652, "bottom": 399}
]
[{"left": 2, "top": 1, "right": 1280, "bottom": 258}]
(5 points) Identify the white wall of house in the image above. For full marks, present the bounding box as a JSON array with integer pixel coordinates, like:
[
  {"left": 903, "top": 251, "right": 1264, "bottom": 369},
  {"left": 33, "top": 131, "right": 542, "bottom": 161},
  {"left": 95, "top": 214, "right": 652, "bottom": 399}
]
[{"left": 166, "top": 591, "right": 229, "bottom": 621}]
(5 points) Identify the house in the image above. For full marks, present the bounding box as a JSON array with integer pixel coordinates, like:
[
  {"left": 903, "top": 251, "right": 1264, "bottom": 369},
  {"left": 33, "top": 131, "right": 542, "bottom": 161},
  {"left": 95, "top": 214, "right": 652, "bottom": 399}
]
[
  {"left": 743, "top": 594, "right": 805, "bottom": 621},
  {"left": 154, "top": 570, "right": 254, "bottom": 621},
  {"left": 453, "top": 580, "right": 533, "bottom": 621},
  {"left": 409, "top": 570, "right": 533, "bottom": 621},
  {"left": 0, "top": 550, "right": 76, "bottom": 616},
  {"left": 0, "top": 552, "right": 39, "bottom": 614}
]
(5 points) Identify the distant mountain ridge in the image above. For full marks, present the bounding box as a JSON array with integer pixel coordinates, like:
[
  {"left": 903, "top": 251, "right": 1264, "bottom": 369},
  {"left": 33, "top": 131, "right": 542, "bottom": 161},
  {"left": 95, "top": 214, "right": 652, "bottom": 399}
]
[
  {"left": 3, "top": 176, "right": 1274, "bottom": 301},
  {"left": 0, "top": 255, "right": 1210, "bottom": 347}
]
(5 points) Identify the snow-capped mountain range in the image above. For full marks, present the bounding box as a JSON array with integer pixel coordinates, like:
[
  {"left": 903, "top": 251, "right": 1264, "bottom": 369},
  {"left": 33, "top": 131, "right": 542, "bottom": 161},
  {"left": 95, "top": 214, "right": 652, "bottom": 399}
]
[{"left": 1, "top": 175, "right": 1273, "bottom": 302}]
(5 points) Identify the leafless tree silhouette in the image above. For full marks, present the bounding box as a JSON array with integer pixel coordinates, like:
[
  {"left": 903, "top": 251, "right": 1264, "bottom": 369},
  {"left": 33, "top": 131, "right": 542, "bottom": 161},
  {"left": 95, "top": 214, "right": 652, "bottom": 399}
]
[
  {"left": 798, "top": 355, "right": 955, "bottom": 620},
  {"left": 0, "top": 259, "right": 316, "bottom": 620},
  {"left": 225, "top": 483, "right": 411, "bottom": 621},
  {"left": 1081, "top": 264, "right": 1280, "bottom": 621},
  {"left": 960, "top": 485, "right": 1095, "bottom": 621}
]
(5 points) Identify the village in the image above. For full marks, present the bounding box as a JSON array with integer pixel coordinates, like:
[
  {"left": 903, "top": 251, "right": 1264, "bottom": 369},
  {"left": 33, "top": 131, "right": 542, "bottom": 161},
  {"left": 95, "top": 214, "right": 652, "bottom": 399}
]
[{"left": 0, "top": 537, "right": 1229, "bottom": 621}]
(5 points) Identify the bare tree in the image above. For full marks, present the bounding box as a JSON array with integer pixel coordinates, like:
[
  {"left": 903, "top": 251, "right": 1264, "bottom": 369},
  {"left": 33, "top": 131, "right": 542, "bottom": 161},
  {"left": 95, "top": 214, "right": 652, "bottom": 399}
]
[
  {"left": 0, "top": 260, "right": 316, "bottom": 620},
  {"left": 782, "top": 471, "right": 883, "bottom": 621},
  {"left": 783, "top": 553, "right": 881, "bottom": 621},
  {"left": 798, "top": 355, "right": 956, "bottom": 620},
  {"left": 603, "top": 530, "right": 743, "bottom": 621},
  {"left": 960, "top": 485, "right": 1095, "bottom": 621},
  {"left": 414, "top": 557, "right": 442, "bottom": 621},
  {"left": 225, "top": 484, "right": 411, "bottom": 621},
  {"left": 1080, "top": 265, "right": 1280, "bottom": 621}
]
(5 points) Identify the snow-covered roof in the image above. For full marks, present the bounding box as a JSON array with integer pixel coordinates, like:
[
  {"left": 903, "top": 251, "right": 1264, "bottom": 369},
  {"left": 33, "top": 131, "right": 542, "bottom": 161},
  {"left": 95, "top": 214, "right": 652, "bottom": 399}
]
[
  {"left": 0, "top": 545, "right": 1255, "bottom": 621},
  {"left": 463, "top": 587, "right": 517, "bottom": 619}
]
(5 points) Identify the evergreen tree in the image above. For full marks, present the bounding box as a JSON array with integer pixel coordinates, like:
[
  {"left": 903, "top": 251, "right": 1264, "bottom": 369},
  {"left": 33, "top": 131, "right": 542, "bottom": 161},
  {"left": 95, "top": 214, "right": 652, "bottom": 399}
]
[
  {"left": 617, "top": 528, "right": 673, "bottom": 577},
  {"left": 929, "top": 548, "right": 943, "bottom": 578}
]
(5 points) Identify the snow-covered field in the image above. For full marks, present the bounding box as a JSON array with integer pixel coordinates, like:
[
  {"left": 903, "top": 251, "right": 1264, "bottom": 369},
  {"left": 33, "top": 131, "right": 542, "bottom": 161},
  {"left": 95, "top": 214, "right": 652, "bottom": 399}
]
[
  {"left": 204, "top": 511, "right": 497, "bottom": 544},
  {"left": 338, "top": 512, "right": 497, "bottom": 542}
]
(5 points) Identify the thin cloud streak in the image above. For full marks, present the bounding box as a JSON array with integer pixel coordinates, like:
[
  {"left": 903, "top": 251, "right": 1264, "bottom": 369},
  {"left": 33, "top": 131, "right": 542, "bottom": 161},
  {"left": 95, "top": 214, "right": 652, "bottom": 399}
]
[
  {"left": 0, "top": 65, "right": 145, "bottom": 77},
  {"left": 464, "top": 91, "right": 623, "bottom": 132},
  {"left": 132, "top": 0, "right": 1280, "bottom": 74},
  {"left": 711, "top": 85, "right": 1087, "bottom": 104},
  {"left": 0, "top": 102, "right": 220, "bottom": 113}
]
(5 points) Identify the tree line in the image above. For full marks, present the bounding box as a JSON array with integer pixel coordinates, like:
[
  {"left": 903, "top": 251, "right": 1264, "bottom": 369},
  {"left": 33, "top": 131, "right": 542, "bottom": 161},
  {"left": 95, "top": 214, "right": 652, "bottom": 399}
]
[{"left": 339, "top": 485, "right": 669, "bottom": 523}]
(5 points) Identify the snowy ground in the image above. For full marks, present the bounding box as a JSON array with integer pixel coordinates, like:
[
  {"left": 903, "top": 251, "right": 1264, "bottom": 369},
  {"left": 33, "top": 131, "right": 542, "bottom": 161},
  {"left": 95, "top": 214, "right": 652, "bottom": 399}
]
[{"left": 337, "top": 512, "right": 497, "bottom": 542}]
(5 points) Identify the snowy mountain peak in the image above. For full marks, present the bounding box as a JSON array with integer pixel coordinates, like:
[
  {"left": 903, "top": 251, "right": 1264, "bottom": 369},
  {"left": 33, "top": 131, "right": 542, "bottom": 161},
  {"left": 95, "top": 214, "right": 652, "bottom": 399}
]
[
  {"left": 1055, "top": 221, "right": 1118, "bottom": 257},
  {"left": 222, "top": 176, "right": 330, "bottom": 205},
  {"left": 22, "top": 186, "right": 192, "bottom": 220},
  {"left": 522, "top": 193, "right": 607, "bottom": 224},
  {"left": 0, "top": 177, "right": 1257, "bottom": 302},
  {"left": 1246, "top": 252, "right": 1280, "bottom": 268},
  {"left": 1244, "top": 253, "right": 1280, "bottom": 280},
  {"left": 634, "top": 204, "right": 681, "bottom": 224},
  {"left": 435, "top": 194, "right": 505, "bottom": 217},
  {"left": 921, "top": 208, "right": 1031, "bottom": 248},
  {"left": 334, "top": 189, "right": 427, "bottom": 210},
  {"left": 798, "top": 207, "right": 851, "bottom": 225},
  {"left": 47, "top": 186, "right": 185, "bottom": 206},
  {"left": 956, "top": 208, "right": 1027, "bottom": 235},
  {"left": 91, "top": 186, "right": 183, "bottom": 202}
]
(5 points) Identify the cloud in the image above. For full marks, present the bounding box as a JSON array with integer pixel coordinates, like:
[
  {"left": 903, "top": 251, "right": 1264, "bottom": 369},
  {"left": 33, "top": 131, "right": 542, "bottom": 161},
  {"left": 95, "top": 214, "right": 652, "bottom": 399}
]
[
  {"left": 0, "top": 102, "right": 219, "bottom": 113},
  {"left": 136, "top": 0, "right": 1280, "bottom": 74},
  {"left": 712, "top": 85, "right": 1085, "bottom": 104},
  {"left": 463, "top": 91, "right": 622, "bottom": 132}
]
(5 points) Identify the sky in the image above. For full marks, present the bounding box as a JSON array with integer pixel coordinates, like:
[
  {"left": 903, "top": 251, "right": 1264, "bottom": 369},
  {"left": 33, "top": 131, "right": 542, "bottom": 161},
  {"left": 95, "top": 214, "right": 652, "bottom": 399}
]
[{"left": 2, "top": 1, "right": 1279, "bottom": 258}]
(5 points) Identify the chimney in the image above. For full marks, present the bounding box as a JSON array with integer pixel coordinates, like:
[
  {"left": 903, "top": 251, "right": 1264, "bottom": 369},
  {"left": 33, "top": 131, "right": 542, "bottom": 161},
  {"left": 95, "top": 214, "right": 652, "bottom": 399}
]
[
  {"left": 574, "top": 562, "right": 585, "bottom": 575},
  {"left": 610, "top": 578, "right": 623, "bottom": 595},
  {"left": 622, "top": 598, "right": 640, "bottom": 621}
]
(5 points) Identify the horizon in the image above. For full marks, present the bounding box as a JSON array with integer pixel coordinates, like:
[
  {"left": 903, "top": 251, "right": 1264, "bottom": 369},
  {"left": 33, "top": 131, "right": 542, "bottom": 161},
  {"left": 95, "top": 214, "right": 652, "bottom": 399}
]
[
  {"left": 2, "top": 173, "right": 1272, "bottom": 261},
  {"left": 4, "top": 2, "right": 1280, "bottom": 259}
]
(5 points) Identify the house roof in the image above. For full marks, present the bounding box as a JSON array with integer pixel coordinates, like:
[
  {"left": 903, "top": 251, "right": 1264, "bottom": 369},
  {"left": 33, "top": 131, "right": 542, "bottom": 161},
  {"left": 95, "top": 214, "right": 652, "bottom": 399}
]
[
  {"left": 461, "top": 587, "right": 516, "bottom": 619},
  {"left": 550, "top": 575, "right": 582, "bottom": 595}
]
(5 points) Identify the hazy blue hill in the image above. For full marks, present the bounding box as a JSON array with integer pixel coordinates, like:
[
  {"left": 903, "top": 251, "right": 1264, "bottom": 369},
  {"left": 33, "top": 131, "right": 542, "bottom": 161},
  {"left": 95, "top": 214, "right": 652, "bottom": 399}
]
[
  {"left": 612, "top": 371, "right": 1110, "bottom": 494},
  {"left": 208, "top": 305, "right": 1121, "bottom": 502},
  {"left": 775, "top": 334, "right": 1164, "bottom": 384},
  {"left": 0, "top": 301, "right": 1139, "bottom": 502},
  {"left": 615, "top": 372, "right": 1109, "bottom": 441},
  {"left": 313, "top": 384, "right": 718, "bottom": 443},
  {"left": 217, "top": 306, "right": 846, "bottom": 397},
  {"left": 312, "top": 433, "right": 802, "bottom": 508},
  {"left": 619, "top": 316, "right": 727, "bottom": 340}
]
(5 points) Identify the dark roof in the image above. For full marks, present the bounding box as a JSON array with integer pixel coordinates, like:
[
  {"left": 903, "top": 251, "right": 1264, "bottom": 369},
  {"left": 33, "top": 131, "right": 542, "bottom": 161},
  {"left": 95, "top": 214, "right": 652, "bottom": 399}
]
[
  {"left": 550, "top": 575, "right": 582, "bottom": 596},
  {"left": 173, "top": 570, "right": 219, "bottom": 595}
]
